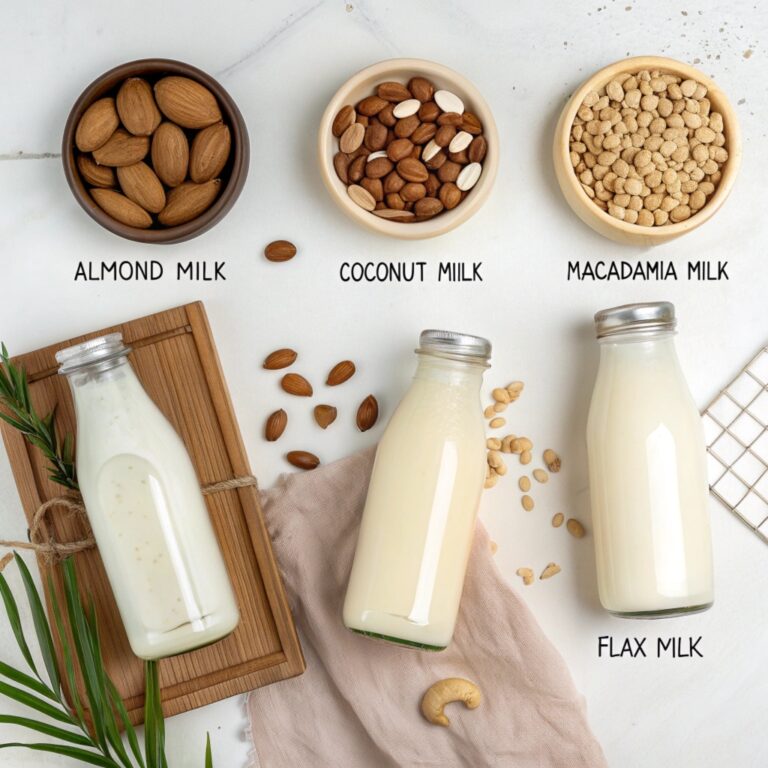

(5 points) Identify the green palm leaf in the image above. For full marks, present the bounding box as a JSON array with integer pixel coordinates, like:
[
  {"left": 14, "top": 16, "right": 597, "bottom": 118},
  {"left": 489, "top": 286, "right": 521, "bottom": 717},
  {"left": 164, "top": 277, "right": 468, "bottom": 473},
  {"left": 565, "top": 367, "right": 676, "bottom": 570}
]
[
  {"left": 0, "top": 714, "right": 92, "bottom": 746},
  {"left": 0, "top": 742, "right": 117, "bottom": 766},
  {"left": 0, "top": 569, "right": 38, "bottom": 675}
]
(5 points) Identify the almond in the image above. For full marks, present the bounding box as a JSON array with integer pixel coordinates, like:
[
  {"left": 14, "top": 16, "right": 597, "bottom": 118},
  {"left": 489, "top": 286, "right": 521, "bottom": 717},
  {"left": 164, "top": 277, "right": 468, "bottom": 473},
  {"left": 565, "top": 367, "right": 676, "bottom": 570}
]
[
  {"left": 461, "top": 112, "right": 483, "bottom": 135},
  {"left": 286, "top": 451, "right": 320, "bottom": 470},
  {"left": 409, "top": 77, "right": 435, "bottom": 102},
  {"left": 151, "top": 122, "right": 189, "bottom": 187},
  {"left": 77, "top": 154, "right": 115, "bottom": 188},
  {"left": 566, "top": 519, "right": 586, "bottom": 539},
  {"left": 190, "top": 123, "right": 231, "bottom": 183},
  {"left": 377, "top": 82, "right": 412, "bottom": 102},
  {"left": 281, "top": 373, "right": 313, "bottom": 397},
  {"left": 356, "top": 395, "right": 379, "bottom": 432},
  {"left": 357, "top": 96, "right": 388, "bottom": 116},
  {"left": 154, "top": 76, "right": 222, "bottom": 129},
  {"left": 263, "top": 348, "right": 297, "bottom": 369},
  {"left": 92, "top": 129, "right": 149, "bottom": 167},
  {"left": 326, "top": 360, "right": 356, "bottom": 386},
  {"left": 90, "top": 188, "right": 152, "bottom": 229},
  {"left": 264, "top": 240, "right": 297, "bottom": 262},
  {"left": 439, "top": 182, "right": 461, "bottom": 210},
  {"left": 75, "top": 97, "right": 119, "bottom": 152},
  {"left": 339, "top": 123, "right": 365, "bottom": 154},
  {"left": 397, "top": 157, "right": 429, "bottom": 183},
  {"left": 333, "top": 152, "right": 350, "bottom": 183},
  {"left": 116, "top": 162, "right": 166, "bottom": 214},
  {"left": 314, "top": 405, "right": 337, "bottom": 429},
  {"left": 265, "top": 409, "right": 287, "bottom": 441},
  {"left": 116, "top": 78, "right": 161, "bottom": 136},
  {"left": 332, "top": 105, "right": 356, "bottom": 137},
  {"left": 157, "top": 179, "right": 220, "bottom": 226}
]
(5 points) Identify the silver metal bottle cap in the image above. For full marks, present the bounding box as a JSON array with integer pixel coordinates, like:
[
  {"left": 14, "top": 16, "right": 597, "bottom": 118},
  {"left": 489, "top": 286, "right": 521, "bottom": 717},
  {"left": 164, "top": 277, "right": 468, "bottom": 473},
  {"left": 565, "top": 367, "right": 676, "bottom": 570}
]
[
  {"left": 56, "top": 333, "right": 132, "bottom": 374},
  {"left": 417, "top": 329, "right": 492, "bottom": 363},
  {"left": 594, "top": 302, "right": 676, "bottom": 339}
]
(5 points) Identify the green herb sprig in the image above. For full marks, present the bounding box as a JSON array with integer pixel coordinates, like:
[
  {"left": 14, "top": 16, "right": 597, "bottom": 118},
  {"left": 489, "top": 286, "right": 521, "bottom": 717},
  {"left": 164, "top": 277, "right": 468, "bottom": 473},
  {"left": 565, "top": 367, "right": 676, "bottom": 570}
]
[{"left": 0, "top": 344, "right": 77, "bottom": 491}]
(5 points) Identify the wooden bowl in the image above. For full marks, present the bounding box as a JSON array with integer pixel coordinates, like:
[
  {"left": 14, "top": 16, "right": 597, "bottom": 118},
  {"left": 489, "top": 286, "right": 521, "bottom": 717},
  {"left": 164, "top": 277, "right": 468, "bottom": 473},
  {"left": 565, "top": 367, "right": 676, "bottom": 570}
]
[
  {"left": 63, "top": 59, "right": 249, "bottom": 244},
  {"left": 318, "top": 58, "right": 499, "bottom": 240},
  {"left": 553, "top": 55, "right": 741, "bottom": 246}
]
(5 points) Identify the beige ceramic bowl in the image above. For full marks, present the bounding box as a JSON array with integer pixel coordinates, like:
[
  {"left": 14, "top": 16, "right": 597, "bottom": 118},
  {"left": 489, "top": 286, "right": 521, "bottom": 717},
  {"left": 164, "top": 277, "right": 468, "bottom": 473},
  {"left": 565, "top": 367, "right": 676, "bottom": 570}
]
[
  {"left": 318, "top": 58, "right": 499, "bottom": 239},
  {"left": 553, "top": 55, "right": 741, "bottom": 246}
]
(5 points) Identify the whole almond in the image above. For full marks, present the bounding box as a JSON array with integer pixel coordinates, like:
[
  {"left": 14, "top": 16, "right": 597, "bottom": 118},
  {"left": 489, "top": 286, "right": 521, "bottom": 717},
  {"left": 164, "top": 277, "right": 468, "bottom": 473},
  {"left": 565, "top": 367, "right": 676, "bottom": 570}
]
[
  {"left": 190, "top": 123, "right": 231, "bottom": 183},
  {"left": 468, "top": 135, "right": 487, "bottom": 163},
  {"left": 401, "top": 182, "right": 426, "bottom": 202},
  {"left": 92, "top": 129, "right": 149, "bottom": 167},
  {"left": 366, "top": 157, "right": 393, "bottom": 179},
  {"left": 361, "top": 177, "right": 383, "bottom": 202},
  {"left": 339, "top": 123, "right": 365, "bottom": 154},
  {"left": 151, "top": 122, "right": 189, "bottom": 187},
  {"left": 264, "top": 240, "right": 297, "bottom": 262},
  {"left": 357, "top": 96, "right": 388, "bottom": 116},
  {"left": 378, "top": 104, "right": 397, "bottom": 127},
  {"left": 377, "top": 82, "right": 412, "bottom": 102},
  {"left": 435, "top": 125, "right": 457, "bottom": 148},
  {"left": 116, "top": 162, "right": 166, "bottom": 214},
  {"left": 333, "top": 152, "right": 350, "bottom": 183},
  {"left": 394, "top": 115, "right": 420, "bottom": 138},
  {"left": 461, "top": 112, "right": 483, "bottom": 135},
  {"left": 286, "top": 451, "right": 320, "bottom": 470},
  {"left": 326, "top": 360, "right": 356, "bottom": 385},
  {"left": 409, "top": 77, "right": 435, "bottom": 102},
  {"left": 397, "top": 157, "right": 429, "bottom": 183},
  {"left": 265, "top": 409, "right": 288, "bottom": 441},
  {"left": 154, "top": 76, "right": 222, "bottom": 129},
  {"left": 410, "top": 122, "right": 437, "bottom": 145},
  {"left": 384, "top": 171, "right": 406, "bottom": 194},
  {"left": 77, "top": 154, "right": 115, "bottom": 188},
  {"left": 439, "top": 182, "right": 461, "bottom": 210},
  {"left": 281, "top": 373, "right": 313, "bottom": 397},
  {"left": 356, "top": 395, "right": 379, "bottom": 432},
  {"left": 387, "top": 138, "right": 414, "bottom": 162},
  {"left": 437, "top": 112, "right": 463, "bottom": 127},
  {"left": 75, "top": 97, "right": 119, "bottom": 152},
  {"left": 90, "top": 189, "right": 152, "bottom": 229},
  {"left": 365, "top": 123, "right": 388, "bottom": 151},
  {"left": 157, "top": 179, "right": 220, "bottom": 226},
  {"left": 116, "top": 78, "right": 161, "bottom": 136},
  {"left": 348, "top": 156, "right": 366, "bottom": 183},
  {"left": 263, "top": 348, "right": 297, "bottom": 369},
  {"left": 418, "top": 101, "right": 440, "bottom": 122},
  {"left": 332, "top": 105, "right": 356, "bottom": 137},
  {"left": 414, "top": 197, "right": 443, "bottom": 217},
  {"left": 314, "top": 404, "right": 338, "bottom": 429}
]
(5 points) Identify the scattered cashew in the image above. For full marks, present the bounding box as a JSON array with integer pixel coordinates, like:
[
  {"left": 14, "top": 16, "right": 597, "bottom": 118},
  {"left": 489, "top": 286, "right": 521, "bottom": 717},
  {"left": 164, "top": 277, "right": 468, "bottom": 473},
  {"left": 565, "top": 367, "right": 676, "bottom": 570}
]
[{"left": 421, "top": 678, "right": 482, "bottom": 727}]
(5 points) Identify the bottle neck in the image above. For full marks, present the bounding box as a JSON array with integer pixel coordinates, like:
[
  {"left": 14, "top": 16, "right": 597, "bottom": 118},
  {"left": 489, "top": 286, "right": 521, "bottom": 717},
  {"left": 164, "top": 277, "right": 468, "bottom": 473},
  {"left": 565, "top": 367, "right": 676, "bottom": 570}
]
[
  {"left": 413, "top": 352, "right": 487, "bottom": 389},
  {"left": 598, "top": 330, "right": 680, "bottom": 362},
  {"left": 65, "top": 356, "right": 139, "bottom": 397}
]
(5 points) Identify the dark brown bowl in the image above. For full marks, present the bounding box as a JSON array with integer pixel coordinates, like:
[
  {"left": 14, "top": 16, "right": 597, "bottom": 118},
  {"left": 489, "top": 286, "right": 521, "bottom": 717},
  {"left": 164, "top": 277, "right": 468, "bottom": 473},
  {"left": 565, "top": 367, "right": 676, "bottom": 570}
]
[{"left": 63, "top": 58, "right": 249, "bottom": 244}]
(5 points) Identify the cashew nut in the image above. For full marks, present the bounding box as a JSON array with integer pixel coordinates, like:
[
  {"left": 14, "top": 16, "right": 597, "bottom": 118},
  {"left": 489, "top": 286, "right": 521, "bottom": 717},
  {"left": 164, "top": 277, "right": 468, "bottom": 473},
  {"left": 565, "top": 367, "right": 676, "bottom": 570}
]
[{"left": 420, "top": 678, "right": 481, "bottom": 727}]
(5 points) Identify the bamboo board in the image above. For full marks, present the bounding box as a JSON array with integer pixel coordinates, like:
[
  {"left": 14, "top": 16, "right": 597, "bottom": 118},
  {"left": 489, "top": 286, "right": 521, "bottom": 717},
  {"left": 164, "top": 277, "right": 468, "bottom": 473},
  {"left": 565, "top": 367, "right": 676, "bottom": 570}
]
[{"left": 0, "top": 302, "right": 304, "bottom": 722}]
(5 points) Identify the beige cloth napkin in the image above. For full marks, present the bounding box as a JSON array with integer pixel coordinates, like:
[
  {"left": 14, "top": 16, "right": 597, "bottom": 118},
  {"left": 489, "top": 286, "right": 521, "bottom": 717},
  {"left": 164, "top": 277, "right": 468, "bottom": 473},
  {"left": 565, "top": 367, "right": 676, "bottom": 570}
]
[{"left": 247, "top": 448, "right": 607, "bottom": 768}]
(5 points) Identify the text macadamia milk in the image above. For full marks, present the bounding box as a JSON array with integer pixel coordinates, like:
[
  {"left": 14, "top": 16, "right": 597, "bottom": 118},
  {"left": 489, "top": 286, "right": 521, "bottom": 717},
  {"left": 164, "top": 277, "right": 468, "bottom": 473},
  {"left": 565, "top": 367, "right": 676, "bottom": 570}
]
[
  {"left": 586, "top": 303, "right": 714, "bottom": 618},
  {"left": 343, "top": 330, "right": 490, "bottom": 650},
  {"left": 57, "top": 334, "right": 239, "bottom": 659}
]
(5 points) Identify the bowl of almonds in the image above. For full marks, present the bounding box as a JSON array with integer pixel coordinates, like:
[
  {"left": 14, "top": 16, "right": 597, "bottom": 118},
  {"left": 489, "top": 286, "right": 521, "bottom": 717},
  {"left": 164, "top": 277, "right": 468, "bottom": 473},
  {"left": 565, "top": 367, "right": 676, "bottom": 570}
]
[
  {"left": 63, "top": 58, "right": 249, "bottom": 244},
  {"left": 318, "top": 58, "right": 499, "bottom": 239},
  {"left": 553, "top": 56, "right": 741, "bottom": 246}
]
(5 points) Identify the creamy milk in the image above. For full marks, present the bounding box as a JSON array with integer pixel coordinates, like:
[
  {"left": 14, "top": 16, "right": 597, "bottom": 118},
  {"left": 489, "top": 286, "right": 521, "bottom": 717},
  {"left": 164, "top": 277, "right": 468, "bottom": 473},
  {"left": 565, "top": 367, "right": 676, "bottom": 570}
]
[
  {"left": 587, "top": 331, "right": 714, "bottom": 617},
  {"left": 344, "top": 338, "right": 489, "bottom": 650},
  {"left": 61, "top": 340, "right": 239, "bottom": 659}
]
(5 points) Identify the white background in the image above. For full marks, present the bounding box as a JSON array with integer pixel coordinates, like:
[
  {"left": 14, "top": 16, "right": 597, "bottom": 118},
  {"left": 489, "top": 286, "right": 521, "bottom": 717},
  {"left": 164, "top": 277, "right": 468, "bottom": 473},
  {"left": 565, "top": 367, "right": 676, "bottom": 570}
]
[{"left": 1, "top": 1, "right": 767, "bottom": 766}]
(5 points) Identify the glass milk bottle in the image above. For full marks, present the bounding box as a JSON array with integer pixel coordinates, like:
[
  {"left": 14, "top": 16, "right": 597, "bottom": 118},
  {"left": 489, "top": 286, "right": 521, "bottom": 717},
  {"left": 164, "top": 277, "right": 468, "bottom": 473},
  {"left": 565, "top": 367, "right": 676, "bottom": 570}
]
[
  {"left": 586, "top": 303, "right": 714, "bottom": 618},
  {"left": 56, "top": 334, "right": 240, "bottom": 659},
  {"left": 343, "top": 330, "right": 490, "bottom": 650}
]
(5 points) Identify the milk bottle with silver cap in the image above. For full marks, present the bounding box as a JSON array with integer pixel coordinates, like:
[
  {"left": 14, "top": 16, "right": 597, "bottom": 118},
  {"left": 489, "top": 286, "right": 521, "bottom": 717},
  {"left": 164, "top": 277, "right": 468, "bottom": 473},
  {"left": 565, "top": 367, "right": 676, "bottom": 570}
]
[
  {"left": 56, "top": 334, "right": 240, "bottom": 659},
  {"left": 343, "top": 329, "right": 491, "bottom": 650},
  {"left": 586, "top": 302, "right": 714, "bottom": 617}
]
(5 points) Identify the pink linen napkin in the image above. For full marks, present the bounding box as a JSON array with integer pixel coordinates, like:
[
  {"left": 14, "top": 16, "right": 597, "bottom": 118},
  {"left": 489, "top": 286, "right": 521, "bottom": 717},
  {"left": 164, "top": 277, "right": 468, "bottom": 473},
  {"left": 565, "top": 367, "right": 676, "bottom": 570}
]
[{"left": 247, "top": 448, "right": 607, "bottom": 768}]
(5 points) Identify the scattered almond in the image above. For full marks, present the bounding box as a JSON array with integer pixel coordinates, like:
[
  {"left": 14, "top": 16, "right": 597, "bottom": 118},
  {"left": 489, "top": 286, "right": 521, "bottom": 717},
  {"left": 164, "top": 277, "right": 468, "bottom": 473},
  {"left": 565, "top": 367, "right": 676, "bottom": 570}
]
[
  {"left": 116, "top": 78, "right": 161, "bottom": 136},
  {"left": 532, "top": 468, "right": 549, "bottom": 484},
  {"left": 314, "top": 404, "right": 337, "bottom": 429},
  {"left": 265, "top": 409, "right": 287, "bottom": 442},
  {"left": 540, "top": 563, "right": 561, "bottom": 580},
  {"left": 263, "top": 348, "right": 297, "bottom": 369},
  {"left": 75, "top": 97, "right": 120, "bottom": 152},
  {"left": 281, "top": 373, "right": 313, "bottom": 397},
  {"left": 516, "top": 567, "right": 534, "bottom": 586},
  {"left": 327, "top": 360, "right": 356, "bottom": 386},
  {"left": 566, "top": 519, "right": 586, "bottom": 539},
  {"left": 154, "top": 76, "right": 222, "bottom": 129},
  {"left": 543, "top": 449, "right": 561, "bottom": 473},
  {"left": 356, "top": 395, "right": 379, "bottom": 432},
  {"left": 552, "top": 512, "right": 564, "bottom": 528},
  {"left": 286, "top": 450, "right": 320, "bottom": 470},
  {"left": 264, "top": 240, "right": 297, "bottom": 262}
]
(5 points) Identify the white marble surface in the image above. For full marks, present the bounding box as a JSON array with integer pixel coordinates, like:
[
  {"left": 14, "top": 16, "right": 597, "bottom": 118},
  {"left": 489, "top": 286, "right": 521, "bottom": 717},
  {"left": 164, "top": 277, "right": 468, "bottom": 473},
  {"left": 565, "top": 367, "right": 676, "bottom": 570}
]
[{"left": 1, "top": 1, "right": 767, "bottom": 765}]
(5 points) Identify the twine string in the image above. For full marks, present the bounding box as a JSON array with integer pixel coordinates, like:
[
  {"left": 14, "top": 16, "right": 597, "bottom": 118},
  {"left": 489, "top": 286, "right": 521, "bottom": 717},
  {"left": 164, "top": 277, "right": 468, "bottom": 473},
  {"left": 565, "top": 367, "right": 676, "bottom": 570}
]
[{"left": 0, "top": 475, "right": 259, "bottom": 571}]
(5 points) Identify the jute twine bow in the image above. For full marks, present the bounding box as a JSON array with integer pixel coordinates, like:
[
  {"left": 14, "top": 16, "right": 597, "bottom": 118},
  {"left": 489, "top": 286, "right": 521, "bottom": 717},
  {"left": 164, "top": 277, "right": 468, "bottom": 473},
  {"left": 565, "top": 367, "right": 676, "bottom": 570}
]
[{"left": 0, "top": 475, "right": 259, "bottom": 572}]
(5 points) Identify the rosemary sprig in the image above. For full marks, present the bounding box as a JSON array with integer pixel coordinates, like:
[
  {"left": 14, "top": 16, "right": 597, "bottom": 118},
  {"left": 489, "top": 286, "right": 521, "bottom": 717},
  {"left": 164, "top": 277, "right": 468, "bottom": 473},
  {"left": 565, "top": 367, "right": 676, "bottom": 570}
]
[
  {"left": 0, "top": 554, "right": 215, "bottom": 766},
  {"left": 0, "top": 343, "right": 78, "bottom": 491}
]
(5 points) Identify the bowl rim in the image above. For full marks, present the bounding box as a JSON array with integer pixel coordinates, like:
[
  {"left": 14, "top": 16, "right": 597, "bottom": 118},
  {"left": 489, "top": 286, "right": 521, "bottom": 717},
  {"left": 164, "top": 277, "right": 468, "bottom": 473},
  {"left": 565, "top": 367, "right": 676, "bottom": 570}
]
[
  {"left": 554, "top": 55, "right": 742, "bottom": 239},
  {"left": 62, "top": 57, "right": 250, "bottom": 245},
  {"left": 317, "top": 57, "right": 499, "bottom": 240}
]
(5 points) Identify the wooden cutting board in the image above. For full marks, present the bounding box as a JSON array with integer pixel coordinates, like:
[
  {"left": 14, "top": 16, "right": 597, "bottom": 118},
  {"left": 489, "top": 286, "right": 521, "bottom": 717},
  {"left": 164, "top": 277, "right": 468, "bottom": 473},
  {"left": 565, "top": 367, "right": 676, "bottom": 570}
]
[{"left": 0, "top": 302, "right": 304, "bottom": 722}]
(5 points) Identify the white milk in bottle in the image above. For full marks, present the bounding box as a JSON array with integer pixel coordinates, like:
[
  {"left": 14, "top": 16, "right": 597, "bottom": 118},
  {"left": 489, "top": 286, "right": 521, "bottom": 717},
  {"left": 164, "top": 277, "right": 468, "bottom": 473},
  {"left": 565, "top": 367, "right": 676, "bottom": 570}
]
[
  {"left": 586, "top": 303, "right": 714, "bottom": 617},
  {"left": 343, "top": 330, "right": 491, "bottom": 650},
  {"left": 57, "top": 334, "right": 240, "bottom": 659}
]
